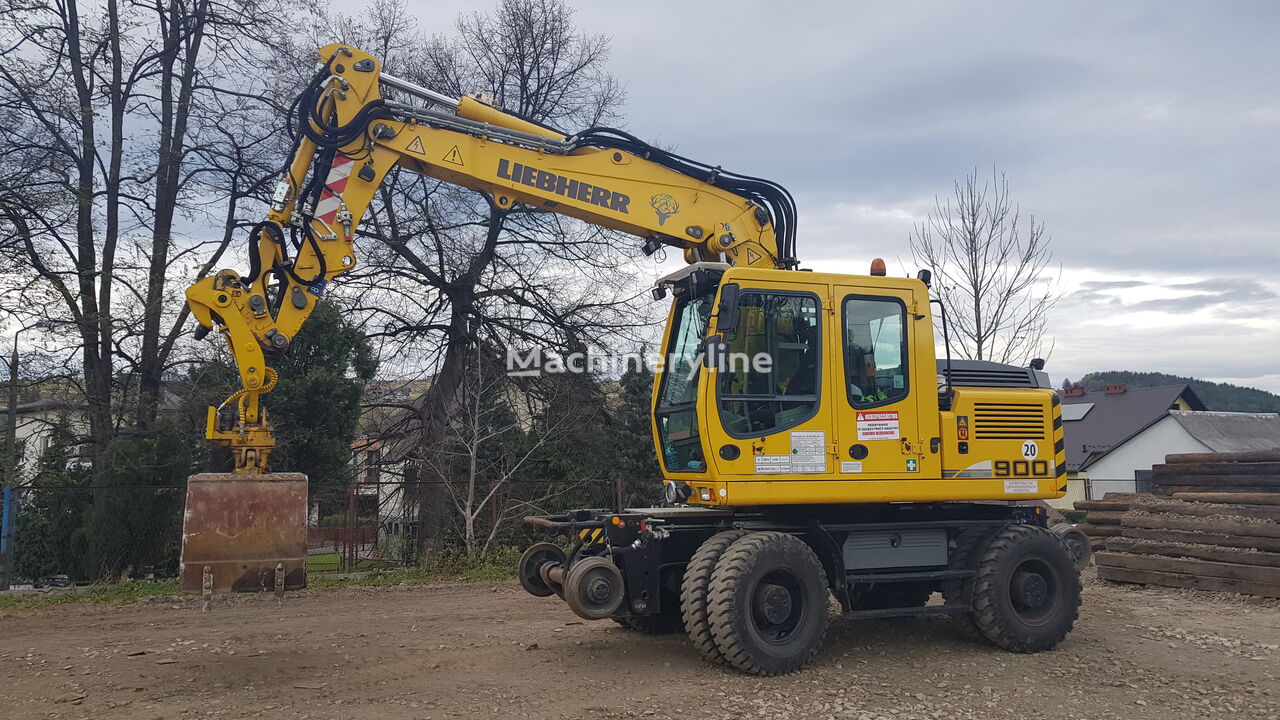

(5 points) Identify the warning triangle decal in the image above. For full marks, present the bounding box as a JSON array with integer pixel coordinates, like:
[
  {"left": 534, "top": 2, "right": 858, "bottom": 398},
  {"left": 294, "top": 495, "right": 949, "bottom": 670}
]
[
  {"left": 405, "top": 136, "right": 426, "bottom": 155},
  {"left": 441, "top": 145, "right": 464, "bottom": 166},
  {"left": 745, "top": 247, "right": 762, "bottom": 265}
]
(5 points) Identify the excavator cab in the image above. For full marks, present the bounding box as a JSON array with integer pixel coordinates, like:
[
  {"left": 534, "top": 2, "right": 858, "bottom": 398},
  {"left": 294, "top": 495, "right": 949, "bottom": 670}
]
[{"left": 651, "top": 262, "right": 1066, "bottom": 508}]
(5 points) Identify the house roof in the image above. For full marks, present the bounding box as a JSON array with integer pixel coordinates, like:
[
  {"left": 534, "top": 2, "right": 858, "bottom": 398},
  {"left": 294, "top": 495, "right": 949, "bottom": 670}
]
[
  {"left": 1168, "top": 410, "right": 1280, "bottom": 453},
  {"left": 1062, "top": 384, "right": 1205, "bottom": 471}
]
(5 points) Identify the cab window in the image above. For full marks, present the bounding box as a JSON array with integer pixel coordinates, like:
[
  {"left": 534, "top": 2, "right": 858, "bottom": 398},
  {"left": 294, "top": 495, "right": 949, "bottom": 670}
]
[
  {"left": 718, "top": 291, "right": 820, "bottom": 437},
  {"left": 655, "top": 293, "right": 713, "bottom": 473},
  {"left": 843, "top": 297, "right": 908, "bottom": 408}
]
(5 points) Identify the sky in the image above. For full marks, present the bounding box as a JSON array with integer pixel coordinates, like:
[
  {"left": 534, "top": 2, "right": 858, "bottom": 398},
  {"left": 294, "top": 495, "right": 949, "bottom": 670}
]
[{"left": 399, "top": 0, "right": 1280, "bottom": 392}]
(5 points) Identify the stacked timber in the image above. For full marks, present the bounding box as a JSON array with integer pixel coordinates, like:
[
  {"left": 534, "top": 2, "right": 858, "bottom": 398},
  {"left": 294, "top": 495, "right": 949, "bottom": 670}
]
[
  {"left": 1151, "top": 449, "right": 1280, "bottom": 495},
  {"left": 1072, "top": 493, "right": 1141, "bottom": 550},
  {"left": 1096, "top": 450, "right": 1280, "bottom": 598}
]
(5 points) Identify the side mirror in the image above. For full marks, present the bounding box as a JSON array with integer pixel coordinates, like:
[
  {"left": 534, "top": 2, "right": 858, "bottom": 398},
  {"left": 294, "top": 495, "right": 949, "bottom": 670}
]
[
  {"left": 716, "top": 283, "right": 740, "bottom": 334},
  {"left": 1029, "top": 358, "right": 1046, "bottom": 371}
]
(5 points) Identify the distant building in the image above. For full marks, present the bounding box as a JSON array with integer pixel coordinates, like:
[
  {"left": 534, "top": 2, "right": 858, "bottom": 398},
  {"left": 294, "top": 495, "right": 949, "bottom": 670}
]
[
  {"left": 1050, "top": 382, "right": 1280, "bottom": 507},
  {"left": 0, "top": 399, "right": 88, "bottom": 482}
]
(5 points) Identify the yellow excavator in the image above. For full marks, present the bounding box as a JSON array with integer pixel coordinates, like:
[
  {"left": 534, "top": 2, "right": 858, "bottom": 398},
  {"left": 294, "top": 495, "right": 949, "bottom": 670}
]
[{"left": 187, "top": 44, "right": 1082, "bottom": 676}]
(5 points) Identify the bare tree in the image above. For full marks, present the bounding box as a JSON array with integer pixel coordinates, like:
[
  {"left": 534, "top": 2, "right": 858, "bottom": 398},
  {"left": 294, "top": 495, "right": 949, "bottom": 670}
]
[
  {"left": 314, "top": 0, "right": 645, "bottom": 547},
  {"left": 0, "top": 0, "right": 313, "bottom": 466},
  {"left": 909, "top": 167, "right": 1060, "bottom": 365},
  {"left": 420, "top": 345, "right": 597, "bottom": 558}
]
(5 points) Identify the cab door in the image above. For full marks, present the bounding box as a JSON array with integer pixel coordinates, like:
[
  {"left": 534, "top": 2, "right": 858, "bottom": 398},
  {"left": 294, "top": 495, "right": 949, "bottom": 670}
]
[
  {"left": 705, "top": 279, "right": 835, "bottom": 478},
  {"left": 831, "top": 285, "right": 924, "bottom": 480}
]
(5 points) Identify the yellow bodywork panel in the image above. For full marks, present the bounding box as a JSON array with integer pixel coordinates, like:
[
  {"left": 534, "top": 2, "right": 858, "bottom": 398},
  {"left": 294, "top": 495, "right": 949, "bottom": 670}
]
[{"left": 651, "top": 266, "right": 1065, "bottom": 507}]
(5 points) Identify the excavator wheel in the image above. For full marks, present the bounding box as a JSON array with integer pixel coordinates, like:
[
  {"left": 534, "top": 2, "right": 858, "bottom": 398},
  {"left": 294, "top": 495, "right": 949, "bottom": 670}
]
[
  {"left": 943, "top": 529, "right": 992, "bottom": 645},
  {"left": 971, "top": 524, "right": 1082, "bottom": 652},
  {"left": 706, "top": 531, "right": 829, "bottom": 676},
  {"left": 680, "top": 530, "right": 748, "bottom": 664}
]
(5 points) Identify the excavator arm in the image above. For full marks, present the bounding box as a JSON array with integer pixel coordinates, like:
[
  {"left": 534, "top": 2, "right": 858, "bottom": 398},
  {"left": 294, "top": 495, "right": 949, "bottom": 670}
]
[{"left": 185, "top": 44, "right": 797, "bottom": 472}]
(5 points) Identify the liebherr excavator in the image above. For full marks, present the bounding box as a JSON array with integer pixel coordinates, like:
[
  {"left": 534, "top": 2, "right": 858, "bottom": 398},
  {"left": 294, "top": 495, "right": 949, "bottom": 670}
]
[{"left": 187, "top": 44, "right": 1081, "bottom": 676}]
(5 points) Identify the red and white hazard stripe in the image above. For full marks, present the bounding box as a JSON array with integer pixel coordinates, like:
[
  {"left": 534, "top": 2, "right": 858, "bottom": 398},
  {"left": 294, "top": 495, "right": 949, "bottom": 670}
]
[{"left": 314, "top": 153, "right": 354, "bottom": 236}]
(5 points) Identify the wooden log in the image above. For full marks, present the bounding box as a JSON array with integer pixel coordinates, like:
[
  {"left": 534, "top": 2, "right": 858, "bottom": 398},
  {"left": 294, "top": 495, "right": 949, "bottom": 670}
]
[
  {"left": 1122, "top": 527, "right": 1280, "bottom": 553},
  {"left": 1095, "top": 551, "right": 1280, "bottom": 584},
  {"left": 1075, "top": 523, "right": 1123, "bottom": 537},
  {"left": 1081, "top": 510, "right": 1124, "bottom": 525},
  {"left": 1097, "top": 565, "right": 1280, "bottom": 598},
  {"left": 1105, "top": 537, "right": 1280, "bottom": 568},
  {"left": 1173, "top": 492, "right": 1280, "bottom": 506},
  {"left": 1153, "top": 462, "right": 1280, "bottom": 477},
  {"left": 1165, "top": 449, "right": 1280, "bottom": 464},
  {"left": 1099, "top": 492, "right": 1146, "bottom": 500},
  {"left": 1073, "top": 500, "right": 1133, "bottom": 512},
  {"left": 1139, "top": 501, "right": 1280, "bottom": 523},
  {"left": 1122, "top": 513, "right": 1280, "bottom": 539},
  {"left": 1153, "top": 485, "right": 1280, "bottom": 495},
  {"left": 1151, "top": 474, "right": 1280, "bottom": 487}
]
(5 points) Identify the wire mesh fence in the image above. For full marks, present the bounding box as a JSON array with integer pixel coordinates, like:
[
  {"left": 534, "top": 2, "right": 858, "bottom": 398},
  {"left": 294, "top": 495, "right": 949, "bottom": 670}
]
[{"left": 0, "top": 478, "right": 621, "bottom": 589}]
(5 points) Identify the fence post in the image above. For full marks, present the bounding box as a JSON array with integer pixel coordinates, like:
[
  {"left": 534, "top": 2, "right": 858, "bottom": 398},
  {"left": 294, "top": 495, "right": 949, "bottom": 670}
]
[{"left": 0, "top": 486, "right": 15, "bottom": 590}]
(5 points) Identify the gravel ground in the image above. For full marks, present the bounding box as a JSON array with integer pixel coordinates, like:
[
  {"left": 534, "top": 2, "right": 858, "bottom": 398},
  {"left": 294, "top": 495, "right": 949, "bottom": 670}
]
[{"left": 2, "top": 569, "right": 1277, "bottom": 719}]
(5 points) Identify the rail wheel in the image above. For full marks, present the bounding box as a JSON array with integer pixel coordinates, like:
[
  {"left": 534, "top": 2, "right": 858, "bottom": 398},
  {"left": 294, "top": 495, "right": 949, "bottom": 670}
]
[
  {"left": 1051, "top": 523, "right": 1093, "bottom": 570},
  {"left": 971, "top": 524, "right": 1082, "bottom": 652},
  {"left": 680, "top": 530, "right": 747, "bottom": 663},
  {"left": 518, "top": 542, "right": 566, "bottom": 598},
  {"left": 706, "top": 531, "right": 829, "bottom": 676},
  {"left": 564, "top": 556, "right": 626, "bottom": 620}
]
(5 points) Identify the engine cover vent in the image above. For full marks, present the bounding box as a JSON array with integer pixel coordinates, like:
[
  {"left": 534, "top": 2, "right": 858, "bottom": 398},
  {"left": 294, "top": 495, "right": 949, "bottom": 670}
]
[{"left": 973, "top": 402, "right": 1046, "bottom": 440}]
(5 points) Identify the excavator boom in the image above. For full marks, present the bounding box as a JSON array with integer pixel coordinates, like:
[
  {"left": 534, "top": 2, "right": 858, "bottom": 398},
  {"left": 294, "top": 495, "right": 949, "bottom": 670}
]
[{"left": 185, "top": 44, "right": 796, "bottom": 472}]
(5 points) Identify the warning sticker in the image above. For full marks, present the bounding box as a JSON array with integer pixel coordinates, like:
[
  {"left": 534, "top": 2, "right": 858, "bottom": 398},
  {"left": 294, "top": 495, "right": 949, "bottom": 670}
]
[
  {"left": 856, "top": 411, "right": 900, "bottom": 441},
  {"left": 841, "top": 461, "right": 863, "bottom": 474},
  {"left": 755, "top": 455, "right": 791, "bottom": 474},
  {"left": 957, "top": 415, "right": 969, "bottom": 441},
  {"left": 790, "top": 431, "right": 826, "bottom": 473},
  {"left": 441, "top": 145, "right": 464, "bottom": 166},
  {"left": 405, "top": 136, "right": 426, "bottom": 155},
  {"left": 1004, "top": 480, "right": 1039, "bottom": 494}
]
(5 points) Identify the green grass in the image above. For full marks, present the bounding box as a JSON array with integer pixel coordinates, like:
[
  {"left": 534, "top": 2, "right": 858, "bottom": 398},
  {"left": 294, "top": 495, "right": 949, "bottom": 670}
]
[
  {"left": 0, "top": 578, "right": 181, "bottom": 611},
  {"left": 311, "top": 546, "right": 523, "bottom": 588},
  {"left": 1058, "top": 509, "right": 1087, "bottom": 523},
  {"left": 306, "top": 552, "right": 395, "bottom": 573},
  {"left": 0, "top": 547, "right": 525, "bottom": 610}
]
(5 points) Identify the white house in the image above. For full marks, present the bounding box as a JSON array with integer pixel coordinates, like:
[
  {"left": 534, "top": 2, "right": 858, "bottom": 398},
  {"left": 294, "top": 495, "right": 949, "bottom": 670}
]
[{"left": 1084, "top": 410, "right": 1280, "bottom": 495}]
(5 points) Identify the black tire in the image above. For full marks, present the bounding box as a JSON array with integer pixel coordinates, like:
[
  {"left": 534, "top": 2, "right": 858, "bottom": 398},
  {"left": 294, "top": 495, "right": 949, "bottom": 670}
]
[
  {"left": 850, "top": 581, "right": 934, "bottom": 611},
  {"left": 971, "top": 524, "right": 1082, "bottom": 652},
  {"left": 680, "top": 530, "right": 747, "bottom": 664},
  {"left": 942, "top": 529, "right": 990, "bottom": 644},
  {"left": 706, "top": 532, "right": 829, "bottom": 676}
]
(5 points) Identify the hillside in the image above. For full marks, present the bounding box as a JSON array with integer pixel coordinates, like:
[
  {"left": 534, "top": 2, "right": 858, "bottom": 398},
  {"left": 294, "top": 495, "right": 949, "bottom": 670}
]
[{"left": 1065, "top": 371, "right": 1280, "bottom": 413}]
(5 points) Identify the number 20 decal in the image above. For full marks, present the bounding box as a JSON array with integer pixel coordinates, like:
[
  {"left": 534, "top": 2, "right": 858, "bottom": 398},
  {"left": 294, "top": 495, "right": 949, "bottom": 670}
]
[{"left": 995, "top": 460, "right": 1049, "bottom": 477}]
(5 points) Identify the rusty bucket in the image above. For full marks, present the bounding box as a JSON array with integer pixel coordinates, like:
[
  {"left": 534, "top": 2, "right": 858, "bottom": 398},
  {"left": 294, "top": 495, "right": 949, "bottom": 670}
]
[{"left": 180, "top": 473, "right": 308, "bottom": 594}]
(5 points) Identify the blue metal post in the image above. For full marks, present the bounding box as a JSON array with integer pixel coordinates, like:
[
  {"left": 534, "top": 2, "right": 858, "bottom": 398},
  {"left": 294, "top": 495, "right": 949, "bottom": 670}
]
[{"left": 0, "top": 486, "right": 14, "bottom": 590}]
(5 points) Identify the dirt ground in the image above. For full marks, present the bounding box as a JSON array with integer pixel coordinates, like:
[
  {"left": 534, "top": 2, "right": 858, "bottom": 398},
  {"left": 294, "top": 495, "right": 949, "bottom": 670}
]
[{"left": 3, "top": 570, "right": 1278, "bottom": 720}]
